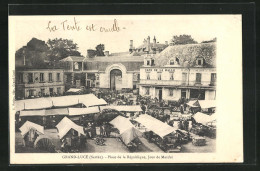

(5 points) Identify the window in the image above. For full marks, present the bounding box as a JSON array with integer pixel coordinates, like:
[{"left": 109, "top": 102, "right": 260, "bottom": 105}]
[
  {"left": 40, "top": 88, "right": 45, "bottom": 96},
  {"left": 49, "top": 73, "right": 53, "bottom": 82},
  {"left": 57, "top": 87, "right": 61, "bottom": 95},
  {"left": 74, "top": 62, "right": 79, "bottom": 70},
  {"left": 28, "top": 73, "right": 33, "bottom": 83},
  {"left": 40, "top": 73, "right": 44, "bottom": 82},
  {"left": 211, "top": 73, "right": 216, "bottom": 85},
  {"left": 198, "top": 59, "right": 202, "bottom": 65},
  {"left": 158, "top": 73, "right": 161, "bottom": 80},
  {"left": 170, "top": 73, "right": 174, "bottom": 80},
  {"left": 18, "top": 73, "right": 23, "bottom": 83},
  {"left": 137, "top": 74, "right": 140, "bottom": 80},
  {"left": 170, "top": 60, "right": 174, "bottom": 65},
  {"left": 196, "top": 58, "right": 204, "bottom": 66},
  {"left": 196, "top": 73, "right": 202, "bottom": 84},
  {"left": 145, "top": 88, "right": 150, "bottom": 95},
  {"left": 146, "top": 73, "right": 150, "bottom": 80},
  {"left": 147, "top": 60, "right": 150, "bottom": 66},
  {"left": 57, "top": 73, "right": 60, "bottom": 81},
  {"left": 169, "top": 89, "right": 174, "bottom": 96},
  {"left": 176, "top": 57, "right": 180, "bottom": 64},
  {"left": 151, "top": 59, "right": 154, "bottom": 66},
  {"left": 29, "top": 89, "right": 34, "bottom": 96},
  {"left": 182, "top": 73, "right": 187, "bottom": 83}
]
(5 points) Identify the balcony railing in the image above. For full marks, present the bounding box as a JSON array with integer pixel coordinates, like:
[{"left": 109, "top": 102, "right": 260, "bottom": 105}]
[{"left": 139, "top": 79, "right": 216, "bottom": 87}]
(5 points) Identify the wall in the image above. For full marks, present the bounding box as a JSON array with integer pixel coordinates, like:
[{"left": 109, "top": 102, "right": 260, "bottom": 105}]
[
  {"left": 162, "top": 88, "right": 181, "bottom": 101},
  {"left": 205, "top": 90, "right": 216, "bottom": 100},
  {"left": 16, "top": 69, "right": 65, "bottom": 99}
]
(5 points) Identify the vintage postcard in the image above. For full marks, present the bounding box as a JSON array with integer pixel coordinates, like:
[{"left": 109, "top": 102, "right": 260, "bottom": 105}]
[{"left": 9, "top": 15, "right": 243, "bottom": 164}]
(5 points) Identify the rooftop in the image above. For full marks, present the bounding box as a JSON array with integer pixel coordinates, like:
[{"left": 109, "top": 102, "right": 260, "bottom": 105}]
[
  {"left": 153, "top": 42, "right": 216, "bottom": 67},
  {"left": 60, "top": 56, "right": 86, "bottom": 62}
]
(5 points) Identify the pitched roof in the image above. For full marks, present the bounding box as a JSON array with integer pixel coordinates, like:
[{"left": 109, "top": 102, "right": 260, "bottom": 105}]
[
  {"left": 19, "top": 121, "right": 45, "bottom": 136},
  {"left": 154, "top": 43, "right": 216, "bottom": 67},
  {"left": 60, "top": 56, "right": 86, "bottom": 62},
  {"left": 56, "top": 117, "right": 85, "bottom": 139},
  {"left": 86, "top": 56, "right": 144, "bottom": 62}
]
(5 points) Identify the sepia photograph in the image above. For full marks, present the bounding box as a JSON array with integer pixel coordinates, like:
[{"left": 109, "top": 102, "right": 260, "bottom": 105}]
[{"left": 9, "top": 15, "right": 243, "bottom": 164}]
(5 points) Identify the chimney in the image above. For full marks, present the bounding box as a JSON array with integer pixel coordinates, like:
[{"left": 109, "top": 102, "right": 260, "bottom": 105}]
[
  {"left": 147, "top": 36, "right": 151, "bottom": 51},
  {"left": 153, "top": 36, "right": 156, "bottom": 47},
  {"left": 104, "top": 51, "right": 109, "bottom": 56},
  {"left": 130, "top": 40, "right": 133, "bottom": 49},
  {"left": 165, "top": 41, "right": 168, "bottom": 46}
]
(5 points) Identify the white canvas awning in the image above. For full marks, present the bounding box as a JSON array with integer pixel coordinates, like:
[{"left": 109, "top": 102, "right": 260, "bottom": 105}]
[
  {"left": 56, "top": 117, "right": 85, "bottom": 139},
  {"left": 45, "top": 108, "right": 69, "bottom": 116},
  {"left": 19, "top": 108, "right": 69, "bottom": 117},
  {"left": 110, "top": 116, "right": 142, "bottom": 144},
  {"left": 192, "top": 112, "right": 217, "bottom": 125},
  {"left": 186, "top": 100, "right": 198, "bottom": 107},
  {"left": 14, "top": 94, "right": 106, "bottom": 111},
  {"left": 79, "top": 94, "right": 107, "bottom": 107},
  {"left": 135, "top": 114, "right": 176, "bottom": 138},
  {"left": 66, "top": 88, "right": 82, "bottom": 93},
  {"left": 100, "top": 105, "right": 142, "bottom": 112},
  {"left": 198, "top": 100, "right": 216, "bottom": 109},
  {"left": 51, "top": 96, "right": 79, "bottom": 107},
  {"left": 20, "top": 110, "right": 46, "bottom": 117},
  {"left": 19, "top": 121, "right": 44, "bottom": 136},
  {"left": 15, "top": 98, "right": 53, "bottom": 111},
  {"left": 68, "top": 107, "right": 100, "bottom": 116}
]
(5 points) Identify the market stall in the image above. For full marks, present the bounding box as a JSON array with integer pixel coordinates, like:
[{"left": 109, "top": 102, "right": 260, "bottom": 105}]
[
  {"left": 19, "top": 121, "right": 45, "bottom": 147},
  {"left": 110, "top": 116, "right": 142, "bottom": 151},
  {"left": 134, "top": 114, "right": 180, "bottom": 152},
  {"left": 191, "top": 112, "right": 216, "bottom": 138},
  {"left": 56, "top": 117, "right": 86, "bottom": 152}
]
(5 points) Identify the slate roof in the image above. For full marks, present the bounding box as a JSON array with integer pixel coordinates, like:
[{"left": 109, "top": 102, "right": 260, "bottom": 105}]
[
  {"left": 60, "top": 56, "right": 86, "bottom": 62},
  {"left": 85, "top": 56, "right": 144, "bottom": 71},
  {"left": 153, "top": 43, "right": 216, "bottom": 67}
]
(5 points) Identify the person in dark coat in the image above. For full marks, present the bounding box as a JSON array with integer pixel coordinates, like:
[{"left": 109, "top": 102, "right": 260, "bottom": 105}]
[
  {"left": 91, "top": 122, "right": 96, "bottom": 138},
  {"left": 104, "top": 122, "right": 111, "bottom": 138},
  {"left": 100, "top": 123, "right": 104, "bottom": 136}
]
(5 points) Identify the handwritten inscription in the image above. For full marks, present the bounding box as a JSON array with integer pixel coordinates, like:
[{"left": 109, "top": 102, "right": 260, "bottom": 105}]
[{"left": 46, "top": 17, "right": 124, "bottom": 33}]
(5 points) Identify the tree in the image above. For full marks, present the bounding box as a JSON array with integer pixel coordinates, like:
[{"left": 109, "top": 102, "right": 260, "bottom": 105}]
[
  {"left": 171, "top": 34, "right": 197, "bottom": 45},
  {"left": 15, "top": 38, "right": 82, "bottom": 69},
  {"left": 15, "top": 38, "right": 49, "bottom": 68},
  {"left": 95, "top": 44, "right": 105, "bottom": 56},
  {"left": 86, "top": 49, "right": 97, "bottom": 58},
  {"left": 201, "top": 37, "right": 217, "bottom": 43},
  {"left": 47, "top": 38, "right": 82, "bottom": 62}
]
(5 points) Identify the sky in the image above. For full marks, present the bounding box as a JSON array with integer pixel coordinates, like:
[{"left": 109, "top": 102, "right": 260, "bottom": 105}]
[{"left": 10, "top": 15, "right": 240, "bottom": 56}]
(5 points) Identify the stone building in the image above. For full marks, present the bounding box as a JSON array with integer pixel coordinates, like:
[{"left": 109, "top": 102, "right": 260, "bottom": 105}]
[
  {"left": 138, "top": 42, "right": 216, "bottom": 101},
  {"left": 15, "top": 68, "right": 65, "bottom": 100},
  {"left": 59, "top": 56, "right": 88, "bottom": 90},
  {"left": 60, "top": 36, "right": 167, "bottom": 91}
]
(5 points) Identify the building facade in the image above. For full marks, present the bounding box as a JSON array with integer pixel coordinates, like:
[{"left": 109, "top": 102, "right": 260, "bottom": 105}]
[
  {"left": 15, "top": 68, "right": 65, "bottom": 99},
  {"left": 60, "top": 36, "right": 168, "bottom": 91},
  {"left": 139, "top": 43, "right": 216, "bottom": 101}
]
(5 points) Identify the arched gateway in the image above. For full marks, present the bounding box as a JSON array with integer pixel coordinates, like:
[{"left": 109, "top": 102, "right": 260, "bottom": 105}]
[{"left": 110, "top": 69, "right": 122, "bottom": 90}]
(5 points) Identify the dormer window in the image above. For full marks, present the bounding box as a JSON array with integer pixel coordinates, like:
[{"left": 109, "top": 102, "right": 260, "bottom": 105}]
[
  {"left": 196, "top": 57, "right": 204, "bottom": 66},
  {"left": 169, "top": 57, "right": 179, "bottom": 65},
  {"left": 170, "top": 60, "right": 175, "bottom": 65},
  {"left": 151, "top": 59, "right": 154, "bottom": 66}
]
